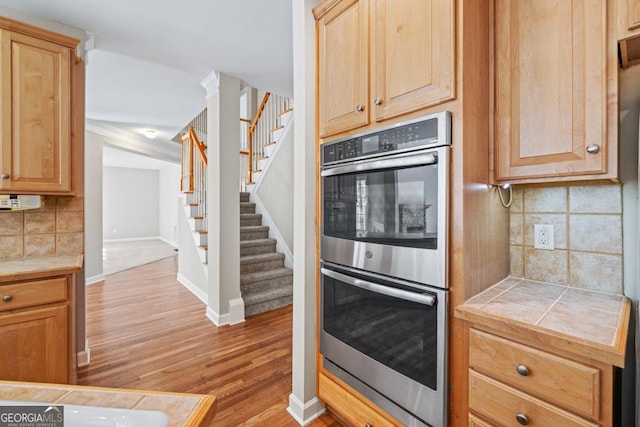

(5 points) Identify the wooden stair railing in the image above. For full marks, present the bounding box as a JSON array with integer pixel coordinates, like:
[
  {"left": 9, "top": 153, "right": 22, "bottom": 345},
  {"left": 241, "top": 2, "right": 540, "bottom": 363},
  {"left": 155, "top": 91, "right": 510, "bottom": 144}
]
[
  {"left": 181, "top": 127, "right": 208, "bottom": 232},
  {"left": 243, "top": 92, "right": 291, "bottom": 186},
  {"left": 246, "top": 92, "right": 271, "bottom": 185}
]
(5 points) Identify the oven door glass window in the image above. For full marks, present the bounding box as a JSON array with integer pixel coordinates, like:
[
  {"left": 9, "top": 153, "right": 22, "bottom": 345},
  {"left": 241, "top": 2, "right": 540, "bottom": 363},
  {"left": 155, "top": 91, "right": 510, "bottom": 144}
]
[
  {"left": 323, "top": 164, "right": 438, "bottom": 249},
  {"left": 322, "top": 269, "right": 438, "bottom": 390}
]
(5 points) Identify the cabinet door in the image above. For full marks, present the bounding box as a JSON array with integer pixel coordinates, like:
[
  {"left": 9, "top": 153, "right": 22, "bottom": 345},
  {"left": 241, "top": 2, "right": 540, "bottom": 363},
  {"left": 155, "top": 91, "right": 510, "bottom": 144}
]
[
  {"left": 317, "top": 0, "right": 369, "bottom": 138},
  {"left": 494, "top": 0, "right": 611, "bottom": 182},
  {"left": 619, "top": 0, "right": 640, "bottom": 40},
  {"left": 371, "top": 0, "right": 454, "bottom": 121},
  {"left": 0, "top": 305, "right": 68, "bottom": 383},
  {"left": 0, "top": 30, "right": 72, "bottom": 192}
]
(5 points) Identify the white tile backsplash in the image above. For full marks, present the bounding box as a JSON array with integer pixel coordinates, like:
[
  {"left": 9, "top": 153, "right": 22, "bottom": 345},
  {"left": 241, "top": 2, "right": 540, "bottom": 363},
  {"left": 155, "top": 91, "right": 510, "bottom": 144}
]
[
  {"left": 569, "top": 185, "right": 621, "bottom": 213},
  {"left": 523, "top": 187, "right": 567, "bottom": 212},
  {"left": 510, "top": 184, "right": 623, "bottom": 295}
]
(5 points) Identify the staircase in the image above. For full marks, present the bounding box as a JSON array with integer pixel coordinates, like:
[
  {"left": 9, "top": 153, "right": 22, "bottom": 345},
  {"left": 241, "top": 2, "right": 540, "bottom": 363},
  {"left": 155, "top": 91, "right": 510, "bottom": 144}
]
[
  {"left": 240, "top": 192, "right": 293, "bottom": 316},
  {"left": 179, "top": 91, "right": 294, "bottom": 319}
]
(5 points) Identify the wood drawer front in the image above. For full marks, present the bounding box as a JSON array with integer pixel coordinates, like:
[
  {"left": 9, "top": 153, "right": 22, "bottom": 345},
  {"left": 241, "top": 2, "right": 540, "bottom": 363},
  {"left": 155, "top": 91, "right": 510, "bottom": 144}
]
[
  {"left": 469, "top": 413, "right": 493, "bottom": 427},
  {"left": 0, "top": 278, "right": 67, "bottom": 312},
  {"left": 318, "top": 372, "right": 398, "bottom": 427},
  {"left": 469, "top": 329, "right": 599, "bottom": 419},
  {"left": 469, "top": 370, "right": 598, "bottom": 427}
]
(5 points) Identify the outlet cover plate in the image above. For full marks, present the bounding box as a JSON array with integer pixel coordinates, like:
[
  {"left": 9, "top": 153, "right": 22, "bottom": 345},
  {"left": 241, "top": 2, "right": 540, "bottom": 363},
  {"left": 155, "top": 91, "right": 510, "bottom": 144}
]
[{"left": 534, "top": 224, "right": 554, "bottom": 250}]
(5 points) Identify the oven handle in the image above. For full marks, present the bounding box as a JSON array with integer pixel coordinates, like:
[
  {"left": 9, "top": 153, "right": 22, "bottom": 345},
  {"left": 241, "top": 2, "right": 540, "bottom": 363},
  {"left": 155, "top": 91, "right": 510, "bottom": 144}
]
[
  {"left": 320, "top": 151, "right": 437, "bottom": 177},
  {"left": 321, "top": 267, "right": 436, "bottom": 306}
]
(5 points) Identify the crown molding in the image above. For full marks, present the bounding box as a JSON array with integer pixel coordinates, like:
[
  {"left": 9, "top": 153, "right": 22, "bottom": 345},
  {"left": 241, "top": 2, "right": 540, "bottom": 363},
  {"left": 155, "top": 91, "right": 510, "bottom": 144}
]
[{"left": 201, "top": 70, "right": 220, "bottom": 100}]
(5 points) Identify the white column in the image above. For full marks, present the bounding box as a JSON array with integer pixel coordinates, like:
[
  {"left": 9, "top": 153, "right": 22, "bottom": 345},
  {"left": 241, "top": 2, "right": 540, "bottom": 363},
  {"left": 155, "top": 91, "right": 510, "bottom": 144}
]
[
  {"left": 203, "top": 71, "right": 245, "bottom": 326},
  {"left": 288, "top": 0, "right": 324, "bottom": 424}
]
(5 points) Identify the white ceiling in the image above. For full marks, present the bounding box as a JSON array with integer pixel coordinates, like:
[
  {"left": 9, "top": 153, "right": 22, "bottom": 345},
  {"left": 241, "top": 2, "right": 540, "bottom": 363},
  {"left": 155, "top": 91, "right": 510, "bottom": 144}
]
[{"left": 0, "top": 0, "right": 293, "bottom": 162}]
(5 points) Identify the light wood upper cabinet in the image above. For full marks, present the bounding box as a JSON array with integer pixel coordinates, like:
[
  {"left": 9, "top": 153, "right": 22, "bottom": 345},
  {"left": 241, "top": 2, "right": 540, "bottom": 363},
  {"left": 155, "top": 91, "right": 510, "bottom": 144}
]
[
  {"left": 315, "top": 0, "right": 455, "bottom": 139},
  {"left": 371, "top": 0, "right": 454, "bottom": 121},
  {"left": 493, "top": 0, "right": 618, "bottom": 184},
  {"left": 317, "top": 0, "right": 369, "bottom": 138},
  {"left": 619, "top": 0, "right": 640, "bottom": 40},
  {"left": 0, "top": 27, "right": 75, "bottom": 193}
]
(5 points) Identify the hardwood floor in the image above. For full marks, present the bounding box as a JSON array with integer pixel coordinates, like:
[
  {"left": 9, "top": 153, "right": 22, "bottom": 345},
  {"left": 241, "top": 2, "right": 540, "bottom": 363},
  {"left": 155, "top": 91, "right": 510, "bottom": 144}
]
[{"left": 78, "top": 256, "right": 341, "bottom": 426}]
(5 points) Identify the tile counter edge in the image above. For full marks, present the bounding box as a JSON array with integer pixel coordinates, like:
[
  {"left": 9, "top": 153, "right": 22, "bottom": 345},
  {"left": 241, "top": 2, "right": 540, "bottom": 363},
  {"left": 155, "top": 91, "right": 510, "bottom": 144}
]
[
  {"left": 0, "top": 254, "right": 83, "bottom": 283},
  {"left": 0, "top": 380, "right": 217, "bottom": 427},
  {"left": 455, "top": 277, "right": 631, "bottom": 368}
]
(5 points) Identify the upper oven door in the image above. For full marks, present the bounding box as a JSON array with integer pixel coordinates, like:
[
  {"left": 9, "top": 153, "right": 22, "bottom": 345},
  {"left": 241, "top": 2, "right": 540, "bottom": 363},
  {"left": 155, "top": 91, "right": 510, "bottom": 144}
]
[{"left": 321, "top": 146, "right": 449, "bottom": 288}]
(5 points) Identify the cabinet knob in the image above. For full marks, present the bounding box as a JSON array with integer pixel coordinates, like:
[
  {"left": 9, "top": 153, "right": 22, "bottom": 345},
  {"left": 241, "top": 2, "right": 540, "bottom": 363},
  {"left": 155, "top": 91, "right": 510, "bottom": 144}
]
[
  {"left": 374, "top": 97, "right": 383, "bottom": 106},
  {"left": 586, "top": 144, "right": 600, "bottom": 154},
  {"left": 0, "top": 173, "right": 9, "bottom": 179},
  {"left": 365, "top": 424, "right": 373, "bottom": 427},
  {"left": 356, "top": 104, "right": 364, "bottom": 112},
  {"left": 2, "top": 295, "right": 12, "bottom": 303},
  {"left": 515, "top": 413, "right": 529, "bottom": 425},
  {"left": 516, "top": 364, "right": 530, "bottom": 376}
]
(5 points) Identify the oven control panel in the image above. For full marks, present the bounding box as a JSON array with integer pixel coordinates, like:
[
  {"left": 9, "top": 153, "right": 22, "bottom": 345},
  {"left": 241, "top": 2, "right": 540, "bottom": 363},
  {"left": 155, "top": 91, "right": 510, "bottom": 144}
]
[{"left": 322, "top": 111, "right": 451, "bottom": 165}]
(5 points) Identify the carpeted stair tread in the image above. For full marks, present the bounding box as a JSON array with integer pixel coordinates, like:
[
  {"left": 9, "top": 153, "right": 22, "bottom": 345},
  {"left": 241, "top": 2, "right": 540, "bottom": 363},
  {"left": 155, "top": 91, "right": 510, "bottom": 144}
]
[
  {"left": 241, "top": 267, "right": 292, "bottom": 285},
  {"left": 240, "top": 252, "right": 284, "bottom": 264},
  {"left": 240, "top": 192, "right": 250, "bottom": 202},
  {"left": 245, "top": 297, "right": 292, "bottom": 317},
  {"left": 240, "top": 225, "right": 269, "bottom": 232},
  {"left": 240, "top": 238, "right": 277, "bottom": 247},
  {"left": 242, "top": 284, "right": 293, "bottom": 306},
  {"left": 240, "top": 213, "right": 262, "bottom": 220},
  {"left": 240, "top": 238, "right": 278, "bottom": 256},
  {"left": 240, "top": 226, "right": 270, "bottom": 241}
]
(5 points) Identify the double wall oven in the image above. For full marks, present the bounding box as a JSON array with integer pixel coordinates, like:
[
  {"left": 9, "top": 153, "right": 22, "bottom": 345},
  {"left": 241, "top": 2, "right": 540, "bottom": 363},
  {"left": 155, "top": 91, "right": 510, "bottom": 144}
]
[{"left": 320, "top": 112, "right": 451, "bottom": 427}]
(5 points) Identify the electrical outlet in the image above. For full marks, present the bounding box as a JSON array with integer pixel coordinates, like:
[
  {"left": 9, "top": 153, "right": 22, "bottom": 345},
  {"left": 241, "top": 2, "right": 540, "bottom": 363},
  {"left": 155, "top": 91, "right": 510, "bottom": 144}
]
[{"left": 534, "top": 224, "right": 554, "bottom": 250}]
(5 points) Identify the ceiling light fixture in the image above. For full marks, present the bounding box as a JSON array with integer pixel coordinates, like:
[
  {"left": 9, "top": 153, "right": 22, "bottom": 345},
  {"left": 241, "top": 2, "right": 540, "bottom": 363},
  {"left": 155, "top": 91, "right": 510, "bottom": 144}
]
[{"left": 143, "top": 129, "right": 158, "bottom": 139}]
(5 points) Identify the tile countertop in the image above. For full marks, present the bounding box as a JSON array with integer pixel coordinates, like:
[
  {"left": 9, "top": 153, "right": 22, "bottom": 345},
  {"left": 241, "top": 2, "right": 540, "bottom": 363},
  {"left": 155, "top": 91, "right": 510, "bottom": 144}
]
[
  {"left": 0, "top": 381, "right": 216, "bottom": 427},
  {"left": 0, "top": 255, "right": 83, "bottom": 283},
  {"left": 455, "top": 277, "right": 631, "bottom": 368}
]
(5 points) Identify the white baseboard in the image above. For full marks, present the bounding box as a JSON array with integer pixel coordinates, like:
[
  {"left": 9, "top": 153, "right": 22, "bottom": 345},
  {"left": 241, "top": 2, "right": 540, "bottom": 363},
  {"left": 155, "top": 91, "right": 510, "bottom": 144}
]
[
  {"left": 206, "top": 306, "right": 229, "bottom": 326},
  {"left": 176, "top": 273, "right": 208, "bottom": 303},
  {"left": 86, "top": 274, "right": 105, "bottom": 285},
  {"left": 103, "top": 236, "right": 168, "bottom": 243},
  {"left": 102, "top": 236, "right": 178, "bottom": 248},
  {"left": 228, "top": 297, "right": 245, "bottom": 325},
  {"left": 158, "top": 236, "right": 178, "bottom": 248},
  {"left": 77, "top": 340, "right": 91, "bottom": 367},
  {"left": 287, "top": 394, "right": 325, "bottom": 426}
]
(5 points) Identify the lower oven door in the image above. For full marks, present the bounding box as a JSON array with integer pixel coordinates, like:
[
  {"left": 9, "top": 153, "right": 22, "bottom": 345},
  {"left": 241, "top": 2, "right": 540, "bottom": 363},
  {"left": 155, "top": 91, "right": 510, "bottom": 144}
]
[{"left": 320, "top": 263, "right": 447, "bottom": 427}]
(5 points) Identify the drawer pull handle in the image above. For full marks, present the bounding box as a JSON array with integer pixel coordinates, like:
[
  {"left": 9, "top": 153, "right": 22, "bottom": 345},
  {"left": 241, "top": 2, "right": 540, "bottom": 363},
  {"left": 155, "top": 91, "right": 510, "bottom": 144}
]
[
  {"left": 516, "top": 364, "right": 529, "bottom": 376},
  {"left": 2, "top": 295, "right": 12, "bottom": 302},
  {"left": 586, "top": 144, "right": 600, "bottom": 154},
  {"left": 515, "top": 413, "right": 529, "bottom": 425}
]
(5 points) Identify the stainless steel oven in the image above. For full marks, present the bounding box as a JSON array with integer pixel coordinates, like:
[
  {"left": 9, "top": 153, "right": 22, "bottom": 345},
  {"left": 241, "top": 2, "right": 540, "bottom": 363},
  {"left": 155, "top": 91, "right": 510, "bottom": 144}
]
[
  {"left": 319, "top": 112, "right": 451, "bottom": 427},
  {"left": 320, "top": 111, "right": 450, "bottom": 289}
]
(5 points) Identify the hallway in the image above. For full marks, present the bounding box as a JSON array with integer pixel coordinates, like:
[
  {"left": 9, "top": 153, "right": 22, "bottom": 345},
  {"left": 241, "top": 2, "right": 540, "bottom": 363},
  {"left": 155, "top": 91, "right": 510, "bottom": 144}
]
[{"left": 78, "top": 256, "right": 340, "bottom": 426}]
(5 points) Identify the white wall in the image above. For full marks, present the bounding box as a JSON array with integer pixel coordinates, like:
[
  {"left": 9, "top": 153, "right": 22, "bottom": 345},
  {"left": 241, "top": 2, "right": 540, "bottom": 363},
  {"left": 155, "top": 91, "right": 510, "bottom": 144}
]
[
  {"left": 256, "top": 120, "right": 294, "bottom": 251},
  {"left": 85, "top": 132, "right": 104, "bottom": 282},
  {"left": 177, "top": 198, "right": 208, "bottom": 298},
  {"left": 103, "top": 166, "right": 159, "bottom": 240},
  {"left": 288, "top": 0, "right": 324, "bottom": 423},
  {"left": 158, "top": 165, "right": 181, "bottom": 246}
]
